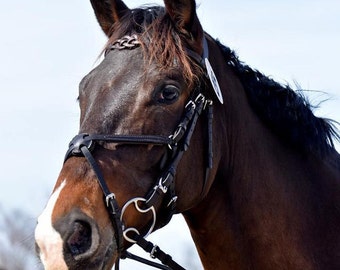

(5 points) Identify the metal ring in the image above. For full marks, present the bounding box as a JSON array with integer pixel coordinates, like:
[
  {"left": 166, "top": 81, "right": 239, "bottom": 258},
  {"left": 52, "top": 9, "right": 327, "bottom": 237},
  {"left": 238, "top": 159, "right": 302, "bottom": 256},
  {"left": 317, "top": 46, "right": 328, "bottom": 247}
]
[
  {"left": 123, "top": 228, "right": 141, "bottom": 244},
  {"left": 120, "top": 197, "right": 157, "bottom": 243}
]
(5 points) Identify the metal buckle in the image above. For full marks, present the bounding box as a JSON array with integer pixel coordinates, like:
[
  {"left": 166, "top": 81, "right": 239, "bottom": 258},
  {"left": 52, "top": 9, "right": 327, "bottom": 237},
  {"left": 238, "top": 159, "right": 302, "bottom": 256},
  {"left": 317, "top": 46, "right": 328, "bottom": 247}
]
[
  {"left": 167, "top": 135, "right": 175, "bottom": 150},
  {"left": 156, "top": 178, "right": 168, "bottom": 194},
  {"left": 167, "top": 196, "right": 178, "bottom": 207},
  {"left": 105, "top": 193, "right": 116, "bottom": 207},
  {"left": 204, "top": 99, "right": 213, "bottom": 110},
  {"left": 150, "top": 245, "right": 159, "bottom": 259},
  {"left": 170, "top": 125, "right": 186, "bottom": 145},
  {"left": 195, "top": 93, "right": 205, "bottom": 103},
  {"left": 185, "top": 100, "right": 196, "bottom": 110}
]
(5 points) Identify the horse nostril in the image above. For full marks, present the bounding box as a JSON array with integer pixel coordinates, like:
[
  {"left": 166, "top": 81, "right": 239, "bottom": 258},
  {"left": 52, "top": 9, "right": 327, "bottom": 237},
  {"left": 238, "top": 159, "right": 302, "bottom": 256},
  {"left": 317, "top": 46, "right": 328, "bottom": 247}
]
[{"left": 67, "top": 220, "right": 92, "bottom": 256}]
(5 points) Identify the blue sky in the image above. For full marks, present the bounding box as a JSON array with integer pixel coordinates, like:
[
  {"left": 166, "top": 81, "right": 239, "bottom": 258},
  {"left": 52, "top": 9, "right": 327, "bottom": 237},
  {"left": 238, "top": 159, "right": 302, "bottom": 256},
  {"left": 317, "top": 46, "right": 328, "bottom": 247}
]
[{"left": 1, "top": 0, "right": 339, "bottom": 268}]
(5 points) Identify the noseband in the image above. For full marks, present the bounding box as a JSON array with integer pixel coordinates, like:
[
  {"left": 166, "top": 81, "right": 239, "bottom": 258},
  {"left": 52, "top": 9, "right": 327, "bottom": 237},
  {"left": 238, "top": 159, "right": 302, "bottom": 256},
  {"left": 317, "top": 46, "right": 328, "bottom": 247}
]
[{"left": 64, "top": 35, "right": 214, "bottom": 270}]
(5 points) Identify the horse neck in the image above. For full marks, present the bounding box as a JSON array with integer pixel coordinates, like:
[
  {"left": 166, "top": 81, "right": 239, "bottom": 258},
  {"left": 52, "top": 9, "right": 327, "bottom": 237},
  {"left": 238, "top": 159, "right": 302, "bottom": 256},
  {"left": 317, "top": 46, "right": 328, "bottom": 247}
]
[{"left": 183, "top": 41, "right": 340, "bottom": 270}]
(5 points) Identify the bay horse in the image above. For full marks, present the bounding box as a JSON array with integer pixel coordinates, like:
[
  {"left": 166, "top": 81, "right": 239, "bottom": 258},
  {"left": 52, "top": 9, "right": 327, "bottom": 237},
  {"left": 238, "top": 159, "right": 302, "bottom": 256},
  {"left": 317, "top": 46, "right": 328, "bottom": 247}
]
[{"left": 35, "top": 0, "right": 340, "bottom": 269}]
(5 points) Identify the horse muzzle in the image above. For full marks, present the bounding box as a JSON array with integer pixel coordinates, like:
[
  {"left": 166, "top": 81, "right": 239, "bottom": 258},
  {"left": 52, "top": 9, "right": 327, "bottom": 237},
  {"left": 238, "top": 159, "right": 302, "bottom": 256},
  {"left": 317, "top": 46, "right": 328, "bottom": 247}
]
[{"left": 35, "top": 207, "right": 118, "bottom": 270}]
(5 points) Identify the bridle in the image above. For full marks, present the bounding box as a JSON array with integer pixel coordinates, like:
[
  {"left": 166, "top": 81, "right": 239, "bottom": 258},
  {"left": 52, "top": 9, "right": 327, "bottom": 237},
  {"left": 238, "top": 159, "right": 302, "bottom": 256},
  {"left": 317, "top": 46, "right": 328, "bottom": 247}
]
[
  {"left": 64, "top": 34, "right": 213, "bottom": 270},
  {"left": 64, "top": 34, "right": 214, "bottom": 270}
]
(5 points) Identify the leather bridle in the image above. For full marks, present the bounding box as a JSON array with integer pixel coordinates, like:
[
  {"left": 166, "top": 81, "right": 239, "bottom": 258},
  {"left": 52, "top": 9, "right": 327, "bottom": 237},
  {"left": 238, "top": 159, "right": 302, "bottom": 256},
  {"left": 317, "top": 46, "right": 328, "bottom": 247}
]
[{"left": 63, "top": 35, "right": 214, "bottom": 270}]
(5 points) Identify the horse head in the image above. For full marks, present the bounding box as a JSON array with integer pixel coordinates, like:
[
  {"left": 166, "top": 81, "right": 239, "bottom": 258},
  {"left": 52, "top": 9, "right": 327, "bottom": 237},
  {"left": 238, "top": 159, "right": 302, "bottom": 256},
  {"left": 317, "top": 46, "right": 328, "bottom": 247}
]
[{"left": 35, "top": 1, "right": 219, "bottom": 269}]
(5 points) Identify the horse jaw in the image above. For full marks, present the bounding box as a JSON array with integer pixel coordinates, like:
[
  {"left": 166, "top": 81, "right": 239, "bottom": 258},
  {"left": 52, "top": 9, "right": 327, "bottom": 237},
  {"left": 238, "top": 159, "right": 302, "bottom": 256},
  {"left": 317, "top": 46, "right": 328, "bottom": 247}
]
[{"left": 35, "top": 180, "right": 68, "bottom": 270}]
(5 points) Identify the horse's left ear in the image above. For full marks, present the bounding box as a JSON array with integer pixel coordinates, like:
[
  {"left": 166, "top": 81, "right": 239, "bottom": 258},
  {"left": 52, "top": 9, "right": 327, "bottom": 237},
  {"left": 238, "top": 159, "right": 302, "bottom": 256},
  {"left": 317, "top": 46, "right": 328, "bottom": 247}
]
[
  {"left": 90, "top": 0, "right": 130, "bottom": 36},
  {"left": 164, "top": 0, "right": 203, "bottom": 47}
]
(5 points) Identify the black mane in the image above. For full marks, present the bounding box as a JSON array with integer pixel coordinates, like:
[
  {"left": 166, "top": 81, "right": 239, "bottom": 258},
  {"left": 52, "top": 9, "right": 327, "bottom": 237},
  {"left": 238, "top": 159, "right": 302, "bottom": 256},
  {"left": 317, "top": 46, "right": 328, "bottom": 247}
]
[{"left": 216, "top": 40, "right": 339, "bottom": 156}]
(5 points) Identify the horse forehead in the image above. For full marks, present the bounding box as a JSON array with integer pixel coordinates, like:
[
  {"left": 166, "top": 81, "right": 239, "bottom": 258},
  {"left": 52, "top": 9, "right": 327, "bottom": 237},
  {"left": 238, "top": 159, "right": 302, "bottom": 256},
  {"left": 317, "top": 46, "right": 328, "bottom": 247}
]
[
  {"left": 99, "top": 48, "right": 145, "bottom": 81},
  {"left": 80, "top": 48, "right": 144, "bottom": 92}
]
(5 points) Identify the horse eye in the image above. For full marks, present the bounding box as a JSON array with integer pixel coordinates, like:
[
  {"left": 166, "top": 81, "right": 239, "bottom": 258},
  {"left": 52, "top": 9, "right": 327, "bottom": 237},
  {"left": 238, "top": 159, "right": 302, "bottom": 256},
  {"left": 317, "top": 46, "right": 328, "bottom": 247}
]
[{"left": 156, "top": 85, "right": 180, "bottom": 104}]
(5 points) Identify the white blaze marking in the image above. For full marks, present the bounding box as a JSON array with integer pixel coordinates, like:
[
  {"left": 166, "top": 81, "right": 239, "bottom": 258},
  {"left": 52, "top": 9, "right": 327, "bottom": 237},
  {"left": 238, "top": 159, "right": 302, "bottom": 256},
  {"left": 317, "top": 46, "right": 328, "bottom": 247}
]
[{"left": 35, "top": 180, "right": 68, "bottom": 270}]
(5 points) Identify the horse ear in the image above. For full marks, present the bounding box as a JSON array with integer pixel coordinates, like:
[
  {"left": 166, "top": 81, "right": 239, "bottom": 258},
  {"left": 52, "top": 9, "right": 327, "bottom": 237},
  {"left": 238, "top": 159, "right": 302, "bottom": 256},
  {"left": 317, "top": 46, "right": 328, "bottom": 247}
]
[
  {"left": 90, "top": 0, "right": 130, "bottom": 36},
  {"left": 164, "top": 0, "right": 203, "bottom": 43}
]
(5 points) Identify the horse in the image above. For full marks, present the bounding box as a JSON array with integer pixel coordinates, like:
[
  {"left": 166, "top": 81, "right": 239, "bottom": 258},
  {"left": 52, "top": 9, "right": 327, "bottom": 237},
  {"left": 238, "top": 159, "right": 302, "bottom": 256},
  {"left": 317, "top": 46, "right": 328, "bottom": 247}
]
[{"left": 34, "top": 0, "right": 340, "bottom": 269}]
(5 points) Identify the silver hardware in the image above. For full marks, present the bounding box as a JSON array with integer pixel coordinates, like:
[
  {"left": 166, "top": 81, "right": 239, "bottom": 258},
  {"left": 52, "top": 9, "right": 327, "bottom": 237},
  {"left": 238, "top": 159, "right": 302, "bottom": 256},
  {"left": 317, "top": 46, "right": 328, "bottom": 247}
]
[
  {"left": 167, "top": 196, "right": 178, "bottom": 207},
  {"left": 105, "top": 193, "right": 116, "bottom": 207},
  {"left": 123, "top": 228, "right": 140, "bottom": 244},
  {"left": 120, "top": 197, "right": 156, "bottom": 243},
  {"left": 167, "top": 135, "right": 175, "bottom": 150},
  {"left": 185, "top": 100, "right": 196, "bottom": 110},
  {"left": 111, "top": 34, "right": 141, "bottom": 50},
  {"left": 150, "top": 245, "right": 159, "bottom": 259},
  {"left": 156, "top": 178, "right": 168, "bottom": 194},
  {"left": 204, "top": 99, "right": 213, "bottom": 110},
  {"left": 195, "top": 93, "right": 205, "bottom": 103}
]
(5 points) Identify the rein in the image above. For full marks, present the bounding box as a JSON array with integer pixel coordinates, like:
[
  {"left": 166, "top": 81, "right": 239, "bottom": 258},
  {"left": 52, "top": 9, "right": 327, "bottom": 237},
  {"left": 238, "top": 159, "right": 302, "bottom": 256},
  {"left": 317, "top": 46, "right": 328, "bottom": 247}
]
[{"left": 64, "top": 35, "right": 214, "bottom": 270}]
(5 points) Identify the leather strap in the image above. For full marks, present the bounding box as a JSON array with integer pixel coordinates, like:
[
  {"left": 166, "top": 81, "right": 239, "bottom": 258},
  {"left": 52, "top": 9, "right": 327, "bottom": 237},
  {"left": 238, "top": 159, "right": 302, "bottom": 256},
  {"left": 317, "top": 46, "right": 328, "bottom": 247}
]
[{"left": 80, "top": 146, "right": 124, "bottom": 254}]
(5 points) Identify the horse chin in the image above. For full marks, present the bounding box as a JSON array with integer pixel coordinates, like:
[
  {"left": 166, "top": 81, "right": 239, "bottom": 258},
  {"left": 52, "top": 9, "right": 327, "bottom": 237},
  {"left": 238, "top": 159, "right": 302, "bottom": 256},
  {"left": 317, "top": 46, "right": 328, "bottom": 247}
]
[
  {"left": 62, "top": 237, "right": 118, "bottom": 270},
  {"left": 99, "top": 242, "right": 118, "bottom": 270}
]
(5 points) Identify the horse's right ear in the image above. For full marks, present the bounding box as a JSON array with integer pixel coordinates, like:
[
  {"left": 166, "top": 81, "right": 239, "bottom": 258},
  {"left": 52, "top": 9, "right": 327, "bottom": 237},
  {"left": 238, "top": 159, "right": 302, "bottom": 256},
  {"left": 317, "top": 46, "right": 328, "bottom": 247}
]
[
  {"left": 164, "top": 0, "right": 203, "bottom": 52},
  {"left": 90, "top": 0, "right": 130, "bottom": 36}
]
